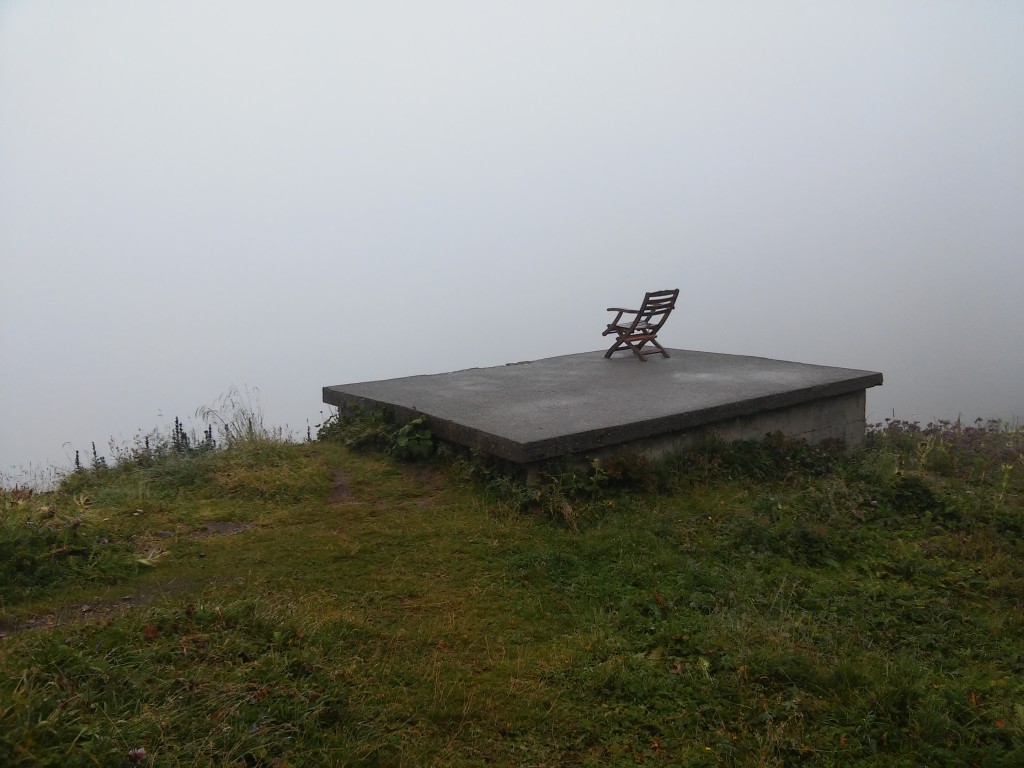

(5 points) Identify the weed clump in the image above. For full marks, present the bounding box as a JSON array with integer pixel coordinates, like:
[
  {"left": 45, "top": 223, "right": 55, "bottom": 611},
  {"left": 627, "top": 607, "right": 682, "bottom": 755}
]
[
  {"left": 449, "top": 432, "right": 848, "bottom": 529},
  {"left": 317, "top": 408, "right": 435, "bottom": 460},
  {"left": 659, "top": 432, "right": 844, "bottom": 488},
  {"left": 0, "top": 490, "right": 136, "bottom": 606}
]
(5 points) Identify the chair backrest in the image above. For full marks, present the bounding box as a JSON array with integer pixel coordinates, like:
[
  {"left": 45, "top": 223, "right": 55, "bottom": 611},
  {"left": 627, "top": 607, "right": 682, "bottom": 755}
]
[{"left": 634, "top": 289, "right": 679, "bottom": 331}]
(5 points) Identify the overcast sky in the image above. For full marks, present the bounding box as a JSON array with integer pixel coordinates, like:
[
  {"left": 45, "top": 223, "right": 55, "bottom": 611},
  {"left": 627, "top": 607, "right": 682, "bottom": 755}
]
[{"left": 2, "top": 1, "right": 1022, "bottom": 484}]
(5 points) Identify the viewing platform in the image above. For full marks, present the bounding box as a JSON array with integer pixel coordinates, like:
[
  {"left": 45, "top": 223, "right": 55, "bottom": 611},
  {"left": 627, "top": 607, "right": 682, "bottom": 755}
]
[{"left": 323, "top": 350, "right": 883, "bottom": 470}]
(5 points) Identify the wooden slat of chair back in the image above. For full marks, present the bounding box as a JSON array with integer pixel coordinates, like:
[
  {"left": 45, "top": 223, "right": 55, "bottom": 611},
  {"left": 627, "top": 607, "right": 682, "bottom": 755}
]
[{"left": 635, "top": 290, "right": 678, "bottom": 326}]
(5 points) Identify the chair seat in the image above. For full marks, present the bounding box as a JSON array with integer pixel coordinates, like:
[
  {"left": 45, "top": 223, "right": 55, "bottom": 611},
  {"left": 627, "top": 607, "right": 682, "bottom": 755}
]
[{"left": 609, "top": 320, "right": 653, "bottom": 332}]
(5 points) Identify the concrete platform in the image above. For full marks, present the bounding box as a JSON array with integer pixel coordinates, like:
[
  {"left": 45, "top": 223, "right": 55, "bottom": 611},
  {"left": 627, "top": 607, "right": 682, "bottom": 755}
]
[{"left": 323, "top": 350, "right": 883, "bottom": 467}]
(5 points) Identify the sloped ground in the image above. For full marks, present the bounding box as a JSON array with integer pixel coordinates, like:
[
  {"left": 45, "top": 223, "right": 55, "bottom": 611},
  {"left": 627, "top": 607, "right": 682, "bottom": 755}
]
[{"left": 1, "top": 422, "right": 1022, "bottom": 766}]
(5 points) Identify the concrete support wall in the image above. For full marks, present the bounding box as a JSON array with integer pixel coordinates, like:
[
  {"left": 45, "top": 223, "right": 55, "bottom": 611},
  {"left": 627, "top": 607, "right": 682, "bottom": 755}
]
[{"left": 560, "top": 390, "right": 867, "bottom": 469}]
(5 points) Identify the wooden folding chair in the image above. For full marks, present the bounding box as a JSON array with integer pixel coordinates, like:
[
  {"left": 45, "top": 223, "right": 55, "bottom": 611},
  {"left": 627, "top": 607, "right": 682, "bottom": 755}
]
[{"left": 602, "top": 289, "right": 679, "bottom": 361}]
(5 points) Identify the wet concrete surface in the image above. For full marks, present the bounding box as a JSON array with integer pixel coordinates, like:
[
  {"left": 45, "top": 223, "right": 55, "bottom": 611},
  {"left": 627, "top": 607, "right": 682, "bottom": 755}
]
[{"left": 323, "top": 349, "right": 883, "bottom": 463}]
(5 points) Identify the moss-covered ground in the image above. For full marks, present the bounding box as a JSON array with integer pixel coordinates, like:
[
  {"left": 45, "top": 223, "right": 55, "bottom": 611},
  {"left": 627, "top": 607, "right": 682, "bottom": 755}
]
[{"left": 2, "top": 418, "right": 1022, "bottom": 766}]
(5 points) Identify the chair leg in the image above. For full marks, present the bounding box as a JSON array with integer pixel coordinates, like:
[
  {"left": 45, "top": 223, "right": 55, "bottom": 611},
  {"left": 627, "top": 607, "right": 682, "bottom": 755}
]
[
  {"left": 626, "top": 341, "right": 648, "bottom": 361},
  {"left": 649, "top": 339, "right": 670, "bottom": 358},
  {"left": 604, "top": 339, "right": 625, "bottom": 358},
  {"left": 606, "top": 336, "right": 669, "bottom": 360}
]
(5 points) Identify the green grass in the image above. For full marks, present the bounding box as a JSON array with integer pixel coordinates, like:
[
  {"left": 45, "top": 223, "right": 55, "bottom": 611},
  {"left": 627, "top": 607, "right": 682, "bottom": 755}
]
[{"left": 1, "top": 418, "right": 1022, "bottom": 766}]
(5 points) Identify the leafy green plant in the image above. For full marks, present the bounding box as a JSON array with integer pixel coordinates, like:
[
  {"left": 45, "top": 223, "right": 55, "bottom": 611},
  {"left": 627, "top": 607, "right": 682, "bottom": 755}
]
[
  {"left": 318, "top": 409, "right": 435, "bottom": 461},
  {"left": 387, "top": 415, "right": 434, "bottom": 460},
  {"left": 316, "top": 406, "right": 392, "bottom": 450}
]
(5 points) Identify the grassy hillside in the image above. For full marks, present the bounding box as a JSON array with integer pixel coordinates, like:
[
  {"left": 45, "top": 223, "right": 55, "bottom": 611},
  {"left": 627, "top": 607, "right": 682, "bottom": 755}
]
[{"left": 1, "top": 415, "right": 1022, "bottom": 766}]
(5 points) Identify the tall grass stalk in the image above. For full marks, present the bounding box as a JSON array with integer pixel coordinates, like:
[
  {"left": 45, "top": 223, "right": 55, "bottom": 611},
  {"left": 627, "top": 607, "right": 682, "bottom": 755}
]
[{"left": 196, "top": 385, "right": 283, "bottom": 444}]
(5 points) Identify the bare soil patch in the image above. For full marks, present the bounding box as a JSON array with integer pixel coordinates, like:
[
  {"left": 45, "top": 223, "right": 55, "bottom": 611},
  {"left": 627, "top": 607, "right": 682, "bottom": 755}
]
[
  {"left": 328, "top": 469, "right": 356, "bottom": 503},
  {"left": 190, "top": 521, "right": 257, "bottom": 538}
]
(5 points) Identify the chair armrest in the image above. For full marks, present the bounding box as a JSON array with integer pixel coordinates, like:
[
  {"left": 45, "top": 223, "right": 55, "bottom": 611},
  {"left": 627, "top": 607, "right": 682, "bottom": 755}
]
[{"left": 604, "top": 306, "right": 638, "bottom": 335}]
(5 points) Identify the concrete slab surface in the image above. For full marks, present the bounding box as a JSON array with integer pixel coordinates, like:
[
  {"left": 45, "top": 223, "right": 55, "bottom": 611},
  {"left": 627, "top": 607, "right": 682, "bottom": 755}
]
[{"left": 323, "top": 350, "right": 883, "bottom": 463}]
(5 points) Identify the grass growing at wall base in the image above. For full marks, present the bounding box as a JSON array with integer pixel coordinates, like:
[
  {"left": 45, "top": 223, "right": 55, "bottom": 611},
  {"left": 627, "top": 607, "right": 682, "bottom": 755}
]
[{"left": 1, "top": 416, "right": 1022, "bottom": 766}]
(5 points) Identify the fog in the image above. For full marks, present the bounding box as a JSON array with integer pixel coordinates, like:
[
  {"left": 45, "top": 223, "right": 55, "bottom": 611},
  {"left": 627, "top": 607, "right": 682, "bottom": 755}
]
[{"left": 2, "top": 2, "right": 1022, "bottom": 484}]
